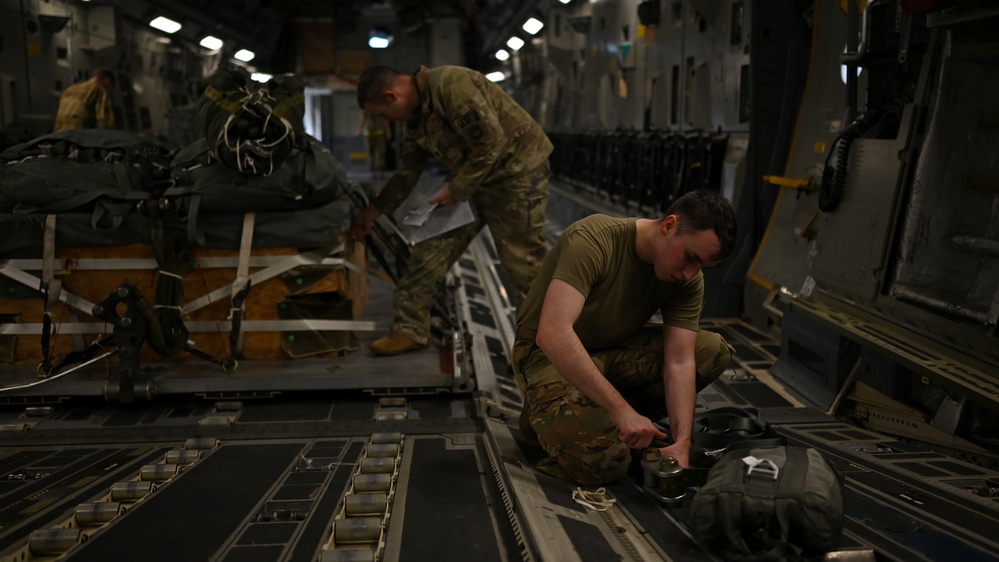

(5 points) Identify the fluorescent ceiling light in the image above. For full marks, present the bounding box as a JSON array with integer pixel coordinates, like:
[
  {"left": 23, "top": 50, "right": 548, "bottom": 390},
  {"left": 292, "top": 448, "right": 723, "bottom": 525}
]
[
  {"left": 485, "top": 71, "right": 506, "bottom": 82},
  {"left": 149, "top": 16, "right": 182, "bottom": 34},
  {"left": 234, "top": 49, "right": 255, "bottom": 62},
  {"left": 506, "top": 36, "right": 525, "bottom": 51},
  {"left": 523, "top": 18, "right": 544, "bottom": 35},
  {"left": 199, "top": 36, "right": 223, "bottom": 50},
  {"left": 495, "top": 49, "right": 510, "bottom": 61},
  {"left": 368, "top": 29, "right": 393, "bottom": 49},
  {"left": 251, "top": 73, "right": 273, "bottom": 83}
]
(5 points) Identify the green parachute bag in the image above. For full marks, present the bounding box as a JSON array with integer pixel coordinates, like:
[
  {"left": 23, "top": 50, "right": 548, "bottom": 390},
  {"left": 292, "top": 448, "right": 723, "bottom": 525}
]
[
  {"left": 198, "top": 67, "right": 305, "bottom": 175},
  {"left": 165, "top": 135, "right": 349, "bottom": 244},
  {"left": 0, "top": 130, "right": 172, "bottom": 230},
  {"left": 689, "top": 445, "right": 845, "bottom": 562}
]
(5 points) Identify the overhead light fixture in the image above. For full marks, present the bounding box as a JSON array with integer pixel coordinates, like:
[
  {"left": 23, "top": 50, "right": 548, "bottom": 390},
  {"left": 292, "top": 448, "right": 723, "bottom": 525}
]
[
  {"left": 368, "top": 28, "right": 393, "bottom": 49},
  {"left": 506, "top": 36, "right": 525, "bottom": 51},
  {"left": 495, "top": 49, "right": 510, "bottom": 61},
  {"left": 199, "top": 35, "right": 223, "bottom": 50},
  {"left": 251, "top": 73, "right": 273, "bottom": 83},
  {"left": 234, "top": 49, "right": 255, "bottom": 62},
  {"left": 558, "top": 0, "right": 571, "bottom": 4},
  {"left": 149, "top": 16, "right": 182, "bottom": 34},
  {"left": 485, "top": 71, "right": 506, "bottom": 82},
  {"left": 522, "top": 17, "right": 544, "bottom": 35}
]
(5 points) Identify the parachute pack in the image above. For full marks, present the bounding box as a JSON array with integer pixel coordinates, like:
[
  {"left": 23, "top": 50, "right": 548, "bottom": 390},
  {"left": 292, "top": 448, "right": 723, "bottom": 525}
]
[
  {"left": 0, "top": 129, "right": 172, "bottom": 230},
  {"left": 166, "top": 136, "right": 349, "bottom": 243},
  {"left": 198, "top": 66, "right": 305, "bottom": 175},
  {"left": 690, "top": 445, "right": 846, "bottom": 562}
]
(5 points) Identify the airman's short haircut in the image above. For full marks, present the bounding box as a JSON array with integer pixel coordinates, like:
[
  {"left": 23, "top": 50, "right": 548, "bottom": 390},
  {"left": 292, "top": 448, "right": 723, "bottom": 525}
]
[
  {"left": 663, "top": 189, "right": 738, "bottom": 261},
  {"left": 356, "top": 65, "right": 401, "bottom": 108}
]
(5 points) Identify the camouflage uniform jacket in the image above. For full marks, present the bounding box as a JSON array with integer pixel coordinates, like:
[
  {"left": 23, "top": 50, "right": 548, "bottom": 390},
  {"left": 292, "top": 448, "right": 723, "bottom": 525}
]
[
  {"left": 53, "top": 79, "right": 114, "bottom": 132},
  {"left": 374, "top": 65, "right": 553, "bottom": 213}
]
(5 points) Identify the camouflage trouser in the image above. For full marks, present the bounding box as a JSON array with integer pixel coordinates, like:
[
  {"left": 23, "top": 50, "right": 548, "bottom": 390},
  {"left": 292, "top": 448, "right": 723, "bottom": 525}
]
[
  {"left": 392, "top": 162, "right": 549, "bottom": 344},
  {"left": 512, "top": 327, "right": 734, "bottom": 485}
]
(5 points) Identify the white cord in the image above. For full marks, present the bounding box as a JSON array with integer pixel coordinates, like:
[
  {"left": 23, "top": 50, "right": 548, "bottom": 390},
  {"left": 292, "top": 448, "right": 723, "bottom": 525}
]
[{"left": 572, "top": 487, "right": 616, "bottom": 512}]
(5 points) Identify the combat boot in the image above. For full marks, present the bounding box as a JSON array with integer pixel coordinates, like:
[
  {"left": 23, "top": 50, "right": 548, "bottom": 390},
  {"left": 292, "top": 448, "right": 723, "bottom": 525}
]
[{"left": 370, "top": 332, "right": 428, "bottom": 356}]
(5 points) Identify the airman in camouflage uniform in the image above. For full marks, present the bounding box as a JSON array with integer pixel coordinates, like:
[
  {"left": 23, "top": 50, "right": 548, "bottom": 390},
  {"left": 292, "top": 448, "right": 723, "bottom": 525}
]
[
  {"left": 353, "top": 65, "right": 552, "bottom": 355},
  {"left": 54, "top": 69, "right": 115, "bottom": 132},
  {"left": 513, "top": 190, "right": 738, "bottom": 485}
]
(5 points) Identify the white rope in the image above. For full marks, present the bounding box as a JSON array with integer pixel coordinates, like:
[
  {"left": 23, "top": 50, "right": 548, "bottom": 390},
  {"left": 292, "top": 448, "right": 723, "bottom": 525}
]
[{"left": 572, "top": 487, "right": 616, "bottom": 512}]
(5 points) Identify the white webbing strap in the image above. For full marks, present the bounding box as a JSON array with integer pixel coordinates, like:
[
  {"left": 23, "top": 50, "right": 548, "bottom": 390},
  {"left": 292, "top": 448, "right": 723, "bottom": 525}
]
[
  {"left": 230, "top": 212, "right": 256, "bottom": 354},
  {"left": 42, "top": 214, "right": 61, "bottom": 308}
]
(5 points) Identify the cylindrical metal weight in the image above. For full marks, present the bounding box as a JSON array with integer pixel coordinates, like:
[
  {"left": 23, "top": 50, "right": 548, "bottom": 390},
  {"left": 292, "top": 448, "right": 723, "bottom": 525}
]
[
  {"left": 140, "top": 464, "right": 178, "bottom": 481},
  {"left": 359, "top": 458, "right": 394, "bottom": 474},
  {"left": 333, "top": 517, "right": 382, "bottom": 545},
  {"left": 370, "top": 432, "right": 402, "bottom": 445},
  {"left": 28, "top": 529, "right": 80, "bottom": 555},
  {"left": 74, "top": 502, "right": 121, "bottom": 526},
  {"left": 110, "top": 481, "right": 153, "bottom": 501},
  {"left": 165, "top": 450, "right": 201, "bottom": 465},
  {"left": 343, "top": 493, "right": 388, "bottom": 516},
  {"left": 352, "top": 474, "right": 392, "bottom": 493},
  {"left": 365, "top": 444, "right": 399, "bottom": 458}
]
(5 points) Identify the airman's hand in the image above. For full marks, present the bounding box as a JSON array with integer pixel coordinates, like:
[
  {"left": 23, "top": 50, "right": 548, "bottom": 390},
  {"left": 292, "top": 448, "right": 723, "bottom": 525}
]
[
  {"left": 658, "top": 440, "right": 690, "bottom": 469},
  {"left": 352, "top": 205, "right": 383, "bottom": 239},
  {"left": 428, "top": 185, "right": 457, "bottom": 206},
  {"left": 614, "top": 408, "right": 667, "bottom": 450}
]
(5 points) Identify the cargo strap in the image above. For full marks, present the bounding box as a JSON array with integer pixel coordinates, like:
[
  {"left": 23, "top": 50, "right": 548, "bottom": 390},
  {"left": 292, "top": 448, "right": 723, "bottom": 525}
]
[
  {"left": 39, "top": 214, "right": 59, "bottom": 374},
  {"left": 229, "top": 213, "right": 256, "bottom": 358},
  {"left": 182, "top": 247, "right": 344, "bottom": 314}
]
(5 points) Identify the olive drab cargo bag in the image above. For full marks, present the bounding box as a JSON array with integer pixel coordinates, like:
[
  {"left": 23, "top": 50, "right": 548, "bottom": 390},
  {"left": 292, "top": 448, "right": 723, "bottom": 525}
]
[
  {"left": 165, "top": 136, "right": 349, "bottom": 243},
  {"left": 689, "top": 445, "right": 845, "bottom": 562},
  {"left": 198, "top": 66, "right": 305, "bottom": 175},
  {"left": 0, "top": 130, "right": 172, "bottom": 229}
]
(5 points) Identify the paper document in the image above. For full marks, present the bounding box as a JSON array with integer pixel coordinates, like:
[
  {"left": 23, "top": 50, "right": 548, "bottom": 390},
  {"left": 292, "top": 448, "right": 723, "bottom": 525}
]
[
  {"left": 402, "top": 203, "right": 438, "bottom": 227},
  {"left": 400, "top": 200, "right": 477, "bottom": 244}
]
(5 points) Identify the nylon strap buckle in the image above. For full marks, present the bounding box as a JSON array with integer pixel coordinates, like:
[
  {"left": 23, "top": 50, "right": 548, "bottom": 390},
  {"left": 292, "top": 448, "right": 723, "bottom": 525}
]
[{"left": 742, "top": 455, "right": 779, "bottom": 480}]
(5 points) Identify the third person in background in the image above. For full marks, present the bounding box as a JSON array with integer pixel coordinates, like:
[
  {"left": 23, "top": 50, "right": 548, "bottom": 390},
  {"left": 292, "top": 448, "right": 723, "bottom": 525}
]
[{"left": 54, "top": 68, "right": 116, "bottom": 132}]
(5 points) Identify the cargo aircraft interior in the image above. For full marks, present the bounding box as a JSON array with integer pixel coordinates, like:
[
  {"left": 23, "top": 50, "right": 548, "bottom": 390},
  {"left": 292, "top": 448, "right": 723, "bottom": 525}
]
[{"left": 0, "top": 0, "right": 997, "bottom": 561}]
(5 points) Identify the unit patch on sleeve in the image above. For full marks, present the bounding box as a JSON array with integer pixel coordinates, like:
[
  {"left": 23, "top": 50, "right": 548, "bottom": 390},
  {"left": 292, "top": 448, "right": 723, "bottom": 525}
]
[{"left": 454, "top": 108, "right": 481, "bottom": 131}]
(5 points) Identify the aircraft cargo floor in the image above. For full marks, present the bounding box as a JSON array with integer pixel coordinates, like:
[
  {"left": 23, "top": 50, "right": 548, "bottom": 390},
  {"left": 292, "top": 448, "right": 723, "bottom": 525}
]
[
  {"left": 1, "top": 316, "right": 997, "bottom": 562},
  {"left": 1, "top": 181, "right": 997, "bottom": 561}
]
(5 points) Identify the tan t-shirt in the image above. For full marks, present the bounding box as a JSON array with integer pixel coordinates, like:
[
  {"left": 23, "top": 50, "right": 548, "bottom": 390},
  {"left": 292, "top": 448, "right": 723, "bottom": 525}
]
[{"left": 516, "top": 214, "right": 703, "bottom": 350}]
